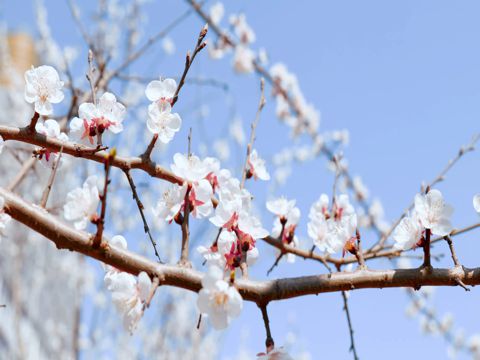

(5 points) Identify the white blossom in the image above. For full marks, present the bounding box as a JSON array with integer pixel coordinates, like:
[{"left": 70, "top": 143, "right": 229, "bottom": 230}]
[
  {"left": 210, "top": 198, "right": 243, "bottom": 230},
  {"left": 230, "top": 14, "right": 256, "bottom": 44},
  {"left": 414, "top": 189, "right": 453, "bottom": 236},
  {"left": 266, "top": 197, "right": 296, "bottom": 219},
  {"left": 146, "top": 101, "right": 181, "bottom": 143},
  {"left": 24, "top": 65, "right": 64, "bottom": 115},
  {"left": 233, "top": 45, "right": 255, "bottom": 74},
  {"left": 63, "top": 176, "right": 100, "bottom": 230},
  {"left": 197, "top": 230, "right": 236, "bottom": 268},
  {"left": 171, "top": 153, "right": 210, "bottom": 182},
  {"left": 0, "top": 136, "right": 4, "bottom": 154},
  {"left": 307, "top": 194, "right": 357, "bottom": 254},
  {"left": 247, "top": 149, "right": 270, "bottom": 181},
  {"left": 393, "top": 212, "right": 423, "bottom": 250},
  {"left": 197, "top": 265, "right": 243, "bottom": 329},
  {"left": 104, "top": 271, "right": 151, "bottom": 333},
  {"left": 70, "top": 92, "right": 126, "bottom": 144},
  {"left": 152, "top": 183, "right": 187, "bottom": 222},
  {"left": 145, "top": 77, "right": 177, "bottom": 104},
  {"left": 35, "top": 119, "right": 68, "bottom": 167},
  {"left": 170, "top": 153, "right": 214, "bottom": 218}
]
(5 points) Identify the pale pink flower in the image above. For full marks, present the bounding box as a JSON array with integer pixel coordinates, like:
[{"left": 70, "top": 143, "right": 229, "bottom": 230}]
[
  {"left": 393, "top": 212, "right": 424, "bottom": 250},
  {"left": 153, "top": 183, "right": 187, "bottom": 222},
  {"left": 24, "top": 65, "right": 64, "bottom": 115},
  {"left": 35, "top": 119, "right": 68, "bottom": 167},
  {"left": 145, "top": 78, "right": 177, "bottom": 104},
  {"left": 247, "top": 149, "right": 270, "bottom": 181},
  {"left": 414, "top": 189, "right": 453, "bottom": 236},
  {"left": 197, "top": 265, "right": 243, "bottom": 330},
  {"left": 146, "top": 101, "right": 181, "bottom": 143},
  {"left": 70, "top": 92, "right": 126, "bottom": 144},
  {"left": 63, "top": 176, "right": 100, "bottom": 230}
]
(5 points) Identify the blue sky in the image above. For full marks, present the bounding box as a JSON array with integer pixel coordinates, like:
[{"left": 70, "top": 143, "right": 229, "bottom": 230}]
[{"left": 3, "top": 1, "right": 480, "bottom": 359}]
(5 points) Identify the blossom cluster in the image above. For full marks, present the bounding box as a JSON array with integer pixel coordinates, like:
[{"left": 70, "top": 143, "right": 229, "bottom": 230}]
[
  {"left": 270, "top": 62, "right": 320, "bottom": 135},
  {"left": 152, "top": 150, "right": 270, "bottom": 272},
  {"left": 307, "top": 194, "right": 358, "bottom": 255},
  {"left": 393, "top": 189, "right": 453, "bottom": 251},
  {"left": 24, "top": 64, "right": 182, "bottom": 149}
]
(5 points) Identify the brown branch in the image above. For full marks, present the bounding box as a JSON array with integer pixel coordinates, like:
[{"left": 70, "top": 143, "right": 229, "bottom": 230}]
[
  {"left": 0, "top": 125, "right": 183, "bottom": 185},
  {"left": 39, "top": 146, "right": 63, "bottom": 208},
  {"left": 4, "top": 187, "right": 480, "bottom": 304},
  {"left": 123, "top": 170, "right": 162, "bottom": 263},
  {"left": 3, "top": 125, "right": 480, "bottom": 269}
]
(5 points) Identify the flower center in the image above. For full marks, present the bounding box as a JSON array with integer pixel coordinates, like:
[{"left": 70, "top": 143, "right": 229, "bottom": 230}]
[{"left": 214, "top": 292, "right": 228, "bottom": 306}]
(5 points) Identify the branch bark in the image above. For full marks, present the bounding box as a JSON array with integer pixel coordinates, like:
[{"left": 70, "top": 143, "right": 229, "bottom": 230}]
[{"left": 2, "top": 187, "right": 480, "bottom": 305}]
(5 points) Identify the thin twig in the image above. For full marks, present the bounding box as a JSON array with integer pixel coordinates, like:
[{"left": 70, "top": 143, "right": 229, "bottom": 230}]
[
  {"left": 355, "top": 229, "right": 366, "bottom": 269},
  {"left": 143, "top": 277, "right": 160, "bottom": 310},
  {"left": 266, "top": 253, "right": 284, "bottom": 276},
  {"left": 241, "top": 78, "right": 266, "bottom": 188},
  {"left": 108, "top": 7, "right": 195, "bottom": 79},
  {"left": 86, "top": 49, "right": 97, "bottom": 106},
  {"left": 341, "top": 291, "right": 360, "bottom": 360},
  {"left": 7, "top": 157, "right": 37, "bottom": 192},
  {"left": 259, "top": 304, "right": 274, "bottom": 352},
  {"left": 266, "top": 222, "right": 286, "bottom": 276},
  {"left": 66, "top": 0, "right": 96, "bottom": 52},
  {"left": 124, "top": 170, "right": 162, "bottom": 263},
  {"left": 140, "top": 134, "right": 158, "bottom": 161},
  {"left": 40, "top": 147, "right": 63, "bottom": 208},
  {"left": 93, "top": 149, "right": 115, "bottom": 248},
  {"left": 444, "top": 235, "right": 460, "bottom": 267},
  {"left": 171, "top": 24, "right": 208, "bottom": 107}
]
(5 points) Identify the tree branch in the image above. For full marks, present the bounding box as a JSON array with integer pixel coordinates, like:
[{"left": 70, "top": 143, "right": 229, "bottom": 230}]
[{"left": 3, "top": 187, "right": 480, "bottom": 305}]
